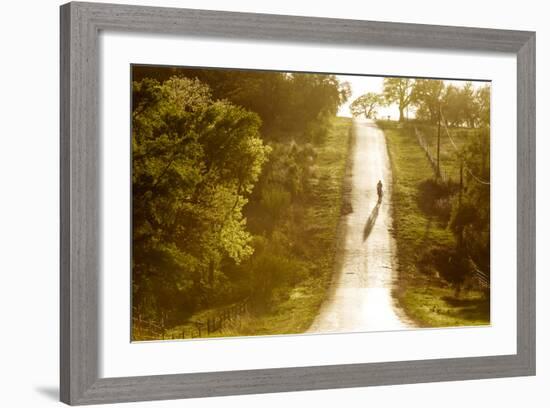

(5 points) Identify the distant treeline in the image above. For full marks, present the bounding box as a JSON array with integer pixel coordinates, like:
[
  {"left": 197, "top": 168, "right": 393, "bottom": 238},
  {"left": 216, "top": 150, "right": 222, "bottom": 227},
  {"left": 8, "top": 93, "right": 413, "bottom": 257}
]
[
  {"left": 132, "top": 66, "right": 349, "bottom": 324},
  {"left": 351, "top": 77, "right": 490, "bottom": 128}
]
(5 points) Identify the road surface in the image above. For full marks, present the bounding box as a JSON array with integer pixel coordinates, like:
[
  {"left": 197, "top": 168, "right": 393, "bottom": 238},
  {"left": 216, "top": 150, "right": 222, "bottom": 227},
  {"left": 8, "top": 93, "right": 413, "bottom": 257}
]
[{"left": 308, "top": 119, "right": 413, "bottom": 333}]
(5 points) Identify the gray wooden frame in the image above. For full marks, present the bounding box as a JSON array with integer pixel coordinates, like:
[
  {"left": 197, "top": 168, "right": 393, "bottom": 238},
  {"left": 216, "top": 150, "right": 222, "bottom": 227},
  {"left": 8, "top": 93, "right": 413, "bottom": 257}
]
[{"left": 60, "top": 1, "right": 536, "bottom": 405}]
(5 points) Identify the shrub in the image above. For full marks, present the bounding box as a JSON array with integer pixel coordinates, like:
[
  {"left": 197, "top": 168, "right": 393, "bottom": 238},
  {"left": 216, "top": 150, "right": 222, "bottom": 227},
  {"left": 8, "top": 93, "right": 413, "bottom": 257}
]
[
  {"left": 421, "top": 246, "right": 473, "bottom": 296},
  {"left": 248, "top": 252, "right": 307, "bottom": 310},
  {"left": 417, "top": 178, "right": 458, "bottom": 220},
  {"left": 260, "top": 184, "right": 291, "bottom": 221}
]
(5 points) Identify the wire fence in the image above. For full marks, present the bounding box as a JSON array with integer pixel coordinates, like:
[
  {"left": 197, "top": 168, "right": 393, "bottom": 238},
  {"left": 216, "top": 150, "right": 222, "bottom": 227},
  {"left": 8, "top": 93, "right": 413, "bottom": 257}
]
[
  {"left": 469, "top": 258, "right": 490, "bottom": 290},
  {"left": 414, "top": 126, "right": 449, "bottom": 182},
  {"left": 132, "top": 298, "right": 250, "bottom": 341},
  {"left": 439, "top": 110, "right": 490, "bottom": 186},
  {"left": 474, "top": 270, "right": 490, "bottom": 290},
  {"left": 132, "top": 315, "right": 165, "bottom": 341}
]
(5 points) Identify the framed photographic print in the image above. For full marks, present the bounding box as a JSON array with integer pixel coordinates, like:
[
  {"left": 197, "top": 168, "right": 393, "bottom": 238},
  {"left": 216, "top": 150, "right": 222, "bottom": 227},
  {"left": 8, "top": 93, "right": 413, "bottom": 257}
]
[{"left": 60, "top": 1, "right": 535, "bottom": 405}]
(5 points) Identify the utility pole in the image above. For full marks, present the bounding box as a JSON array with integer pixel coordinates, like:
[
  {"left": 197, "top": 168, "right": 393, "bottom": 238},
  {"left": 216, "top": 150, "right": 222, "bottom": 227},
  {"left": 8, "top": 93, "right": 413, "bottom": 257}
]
[{"left": 437, "top": 102, "right": 441, "bottom": 179}]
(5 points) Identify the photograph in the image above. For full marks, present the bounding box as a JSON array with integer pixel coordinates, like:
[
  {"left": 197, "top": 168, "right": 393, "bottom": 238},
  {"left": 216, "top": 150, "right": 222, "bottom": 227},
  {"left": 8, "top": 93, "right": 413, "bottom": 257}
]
[{"left": 131, "top": 65, "right": 491, "bottom": 341}]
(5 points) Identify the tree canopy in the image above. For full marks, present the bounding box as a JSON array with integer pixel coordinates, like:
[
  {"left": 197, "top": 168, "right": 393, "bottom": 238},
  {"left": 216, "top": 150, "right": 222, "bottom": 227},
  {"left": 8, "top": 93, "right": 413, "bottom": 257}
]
[
  {"left": 411, "top": 80, "right": 490, "bottom": 127},
  {"left": 383, "top": 78, "right": 414, "bottom": 122},
  {"left": 131, "top": 69, "right": 349, "bottom": 323},
  {"left": 350, "top": 92, "right": 384, "bottom": 119},
  {"left": 410, "top": 79, "right": 445, "bottom": 123},
  {"left": 132, "top": 77, "right": 270, "bottom": 320},
  {"left": 132, "top": 66, "right": 349, "bottom": 143}
]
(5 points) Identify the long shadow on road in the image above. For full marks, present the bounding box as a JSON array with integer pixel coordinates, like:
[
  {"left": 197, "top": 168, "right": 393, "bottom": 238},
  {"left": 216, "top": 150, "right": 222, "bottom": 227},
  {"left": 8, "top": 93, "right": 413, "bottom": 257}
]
[{"left": 363, "top": 200, "right": 381, "bottom": 242}]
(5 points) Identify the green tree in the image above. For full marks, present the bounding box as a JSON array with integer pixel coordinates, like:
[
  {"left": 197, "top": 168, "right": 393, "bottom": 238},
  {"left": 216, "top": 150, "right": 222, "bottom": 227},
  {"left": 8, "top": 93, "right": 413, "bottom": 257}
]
[
  {"left": 441, "top": 82, "right": 478, "bottom": 128},
  {"left": 459, "top": 82, "right": 477, "bottom": 127},
  {"left": 132, "top": 66, "right": 349, "bottom": 143},
  {"left": 132, "top": 77, "right": 270, "bottom": 321},
  {"left": 350, "top": 92, "right": 384, "bottom": 119},
  {"left": 411, "top": 79, "right": 445, "bottom": 124},
  {"left": 474, "top": 85, "right": 490, "bottom": 127},
  {"left": 383, "top": 78, "right": 414, "bottom": 122},
  {"left": 284, "top": 73, "right": 348, "bottom": 142},
  {"left": 440, "top": 84, "right": 461, "bottom": 126},
  {"left": 448, "top": 128, "right": 490, "bottom": 282}
]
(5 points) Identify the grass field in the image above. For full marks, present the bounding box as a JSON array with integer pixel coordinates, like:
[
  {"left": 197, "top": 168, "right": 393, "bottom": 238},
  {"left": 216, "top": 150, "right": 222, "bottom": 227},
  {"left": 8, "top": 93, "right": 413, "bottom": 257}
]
[
  {"left": 164, "top": 117, "right": 354, "bottom": 339},
  {"left": 380, "top": 121, "right": 489, "bottom": 327}
]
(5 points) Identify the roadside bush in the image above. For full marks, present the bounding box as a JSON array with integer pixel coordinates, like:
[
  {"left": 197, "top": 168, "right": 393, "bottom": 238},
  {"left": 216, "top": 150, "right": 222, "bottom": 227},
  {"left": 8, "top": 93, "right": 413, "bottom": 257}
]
[
  {"left": 421, "top": 246, "right": 473, "bottom": 297},
  {"left": 417, "top": 178, "right": 458, "bottom": 220},
  {"left": 306, "top": 114, "right": 332, "bottom": 145},
  {"left": 260, "top": 184, "right": 291, "bottom": 222},
  {"left": 248, "top": 252, "right": 308, "bottom": 311}
]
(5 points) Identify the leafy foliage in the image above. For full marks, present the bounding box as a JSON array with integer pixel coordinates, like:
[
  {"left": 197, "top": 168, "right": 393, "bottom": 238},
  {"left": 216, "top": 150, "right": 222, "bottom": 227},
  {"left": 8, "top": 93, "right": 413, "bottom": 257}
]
[
  {"left": 410, "top": 80, "right": 491, "bottom": 128},
  {"left": 382, "top": 78, "right": 414, "bottom": 121},
  {"left": 448, "top": 127, "right": 490, "bottom": 274},
  {"left": 350, "top": 92, "right": 384, "bottom": 118},
  {"left": 382, "top": 122, "right": 489, "bottom": 327},
  {"left": 133, "top": 66, "right": 349, "bottom": 143},
  {"left": 386, "top": 79, "right": 490, "bottom": 288},
  {"left": 132, "top": 77, "right": 270, "bottom": 321},
  {"left": 132, "top": 68, "right": 349, "bottom": 328},
  {"left": 410, "top": 79, "right": 445, "bottom": 123}
]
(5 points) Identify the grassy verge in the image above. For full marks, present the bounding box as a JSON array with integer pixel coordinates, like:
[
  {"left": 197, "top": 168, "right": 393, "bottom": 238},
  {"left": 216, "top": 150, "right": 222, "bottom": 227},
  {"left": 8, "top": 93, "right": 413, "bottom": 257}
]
[
  {"left": 198, "top": 278, "right": 333, "bottom": 338},
  {"left": 380, "top": 121, "right": 489, "bottom": 327},
  {"left": 166, "top": 116, "right": 353, "bottom": 339}
]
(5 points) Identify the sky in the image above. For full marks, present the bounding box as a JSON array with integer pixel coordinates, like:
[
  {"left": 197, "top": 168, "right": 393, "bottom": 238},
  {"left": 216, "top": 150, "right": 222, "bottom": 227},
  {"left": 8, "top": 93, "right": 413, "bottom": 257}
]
[
  {"left": 336, "top": 75, "right": 392, "bottom": 119},
  {"left": 336, "top": 75, "right": 489, "bottom": 119}
]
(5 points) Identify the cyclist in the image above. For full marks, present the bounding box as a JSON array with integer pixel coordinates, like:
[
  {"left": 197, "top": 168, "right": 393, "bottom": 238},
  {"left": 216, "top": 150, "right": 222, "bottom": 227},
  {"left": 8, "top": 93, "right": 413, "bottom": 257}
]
[{"left": 376, "top": 180, "right": 383, "bottom": 202}]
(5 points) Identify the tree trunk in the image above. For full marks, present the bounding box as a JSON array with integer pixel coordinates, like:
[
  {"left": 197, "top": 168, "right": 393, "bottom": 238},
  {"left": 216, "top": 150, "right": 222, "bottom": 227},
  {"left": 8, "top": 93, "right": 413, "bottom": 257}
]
[{"left": 399, "top": 106, "right": 405, "bottom": 122}]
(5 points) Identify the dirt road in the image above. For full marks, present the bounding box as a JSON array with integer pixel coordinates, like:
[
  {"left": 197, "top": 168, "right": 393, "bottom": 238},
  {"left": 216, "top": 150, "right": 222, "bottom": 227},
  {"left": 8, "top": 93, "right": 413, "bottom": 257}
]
[{"left": 309, "top": 119, "right": 413, "bottom": 333}]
